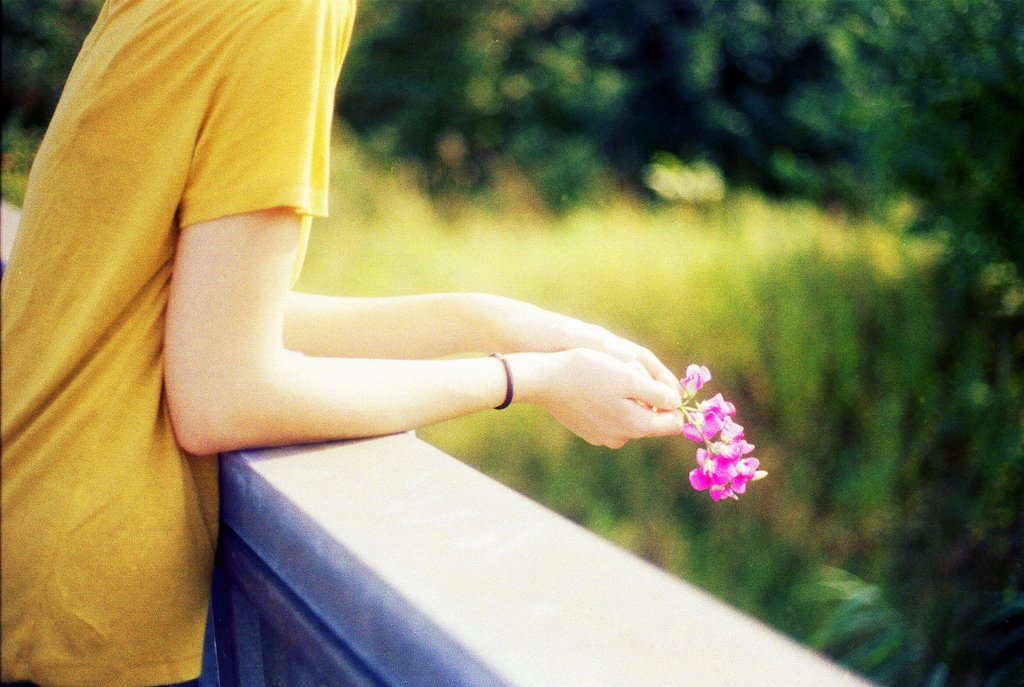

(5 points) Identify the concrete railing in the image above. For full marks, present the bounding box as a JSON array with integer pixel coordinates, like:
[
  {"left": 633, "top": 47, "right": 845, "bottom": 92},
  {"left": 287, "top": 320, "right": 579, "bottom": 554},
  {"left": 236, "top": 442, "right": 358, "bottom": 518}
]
[{"left": 207, "top": 432, "right": 874, "bottom": 687}]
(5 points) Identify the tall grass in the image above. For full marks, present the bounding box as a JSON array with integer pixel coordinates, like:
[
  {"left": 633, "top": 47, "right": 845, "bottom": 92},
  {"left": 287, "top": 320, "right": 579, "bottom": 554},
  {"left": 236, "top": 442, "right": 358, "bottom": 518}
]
[{"left": 302, "top": 130, "right": 1022, "bottom": 686}]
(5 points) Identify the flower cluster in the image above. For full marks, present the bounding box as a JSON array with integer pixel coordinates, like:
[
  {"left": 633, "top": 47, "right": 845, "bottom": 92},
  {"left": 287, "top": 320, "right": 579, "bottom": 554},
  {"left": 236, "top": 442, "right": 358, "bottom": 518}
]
[{"left": 679, "top": 364, "right": 766, "bottom": 501}]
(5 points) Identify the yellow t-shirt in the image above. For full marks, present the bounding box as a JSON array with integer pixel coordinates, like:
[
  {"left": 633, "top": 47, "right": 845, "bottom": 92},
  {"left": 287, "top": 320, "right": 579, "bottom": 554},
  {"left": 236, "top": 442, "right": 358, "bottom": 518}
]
[{"left": 1, "top": 0, "right": 354, "bottom": 684}]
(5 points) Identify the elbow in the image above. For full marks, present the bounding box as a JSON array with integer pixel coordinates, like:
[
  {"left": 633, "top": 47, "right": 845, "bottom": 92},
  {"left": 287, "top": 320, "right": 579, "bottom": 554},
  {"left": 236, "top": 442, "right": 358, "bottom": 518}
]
[
  {"left": 166, "top": 390, "right": 241, "bottom": 456},
  {"left": 164, "top": 338, "right": 310, "bottom": 454},
  {"left": 165, "top": 370, "right": 267, "bottom": 456},
  {"left": 169, "top": 416, "right": 226, "bottom": 457}
]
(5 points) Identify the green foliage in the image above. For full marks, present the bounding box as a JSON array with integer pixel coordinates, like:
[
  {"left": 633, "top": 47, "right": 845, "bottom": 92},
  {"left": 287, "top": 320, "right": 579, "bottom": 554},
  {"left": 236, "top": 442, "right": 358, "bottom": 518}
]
[
  {"left": 838, "top": 0, "right": 1024, "bottom": 285},
  {"left": 0, "top": 125, "right": 39, "bottom": 206},
  {"left": 339, "top": 0, "right": 607, "bottom": 207},
  {"left": 339, "top": 0, "right": 1024, "bottom": 290},
  {"left": 802, "top": 566, "right": 931, "bottom": 684},
  {"left": 733, "top": 244, "right": 1024, "bottom": 686},
  {"left": 1, "top": 0, "right": 100, "bottom": 131},
  {"left": 564, "top": 0, "right": 867, "bottom": 203},
  {"left": 978, "top": 594, "right": 1024, "bottom": 687},
  {"left": 5, "top": 0, "right": 1021, "bottom": 280},
  {"left": 1, "top": 0, "right": 100, "bottom": 201},
  {"left": 338, "top": 0, "right": 1024, "bottom": 307},
  {"left": 341, "top": 0, "right": 864, "bottom": 207},
  {"left": 803, "top": 571, "right": 1024, "bottom": 687}
]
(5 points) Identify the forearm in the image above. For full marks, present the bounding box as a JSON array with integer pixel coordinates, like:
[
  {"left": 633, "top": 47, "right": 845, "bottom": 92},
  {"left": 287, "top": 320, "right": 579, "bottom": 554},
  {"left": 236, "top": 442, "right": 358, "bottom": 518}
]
[
  {"left": 168, "top": 351, "right": 511, "bottom": 455},
  {"left": 282, "top": 292, "right": 674, "bottom": 389},
  {"left": 168, "top": 345, "right": 684, "bottom": 456},
  {"left": 283, "top": 291, "right": 504, "bottom": 359}
]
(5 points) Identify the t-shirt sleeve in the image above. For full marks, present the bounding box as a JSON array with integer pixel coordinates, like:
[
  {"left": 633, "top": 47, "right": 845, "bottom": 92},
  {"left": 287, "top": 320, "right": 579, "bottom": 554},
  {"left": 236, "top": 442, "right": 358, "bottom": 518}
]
[{"left": 178, "top": 0, "right": 355, "bottom": 228}]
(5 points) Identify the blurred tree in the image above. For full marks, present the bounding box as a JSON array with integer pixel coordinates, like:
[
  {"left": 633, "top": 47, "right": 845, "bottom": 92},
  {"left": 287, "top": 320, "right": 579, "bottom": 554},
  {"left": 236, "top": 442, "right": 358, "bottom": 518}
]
[
  {"left": 839, "top": 0, "right": 1024, "bottom": 281},
  {"left": 1, "top": 0, "right": 99, "bottom": 134},
  {"left": 339, "top": 0, "right": 606, "bottom": 207},
  {"left": 339, "top": 0, "right": 866, "bottom": 208},
  {"left": 341, "top": 0, "right": 1023, "bottom": 284},
  {"left": 5, "top": 0, "right": 1022, "bottom": 270},
  {"left": 1, "top": 0, "right": 99, "bottom": 202},
  {"left": 570, "top": 0, "right": 868, "bottom": 204}
]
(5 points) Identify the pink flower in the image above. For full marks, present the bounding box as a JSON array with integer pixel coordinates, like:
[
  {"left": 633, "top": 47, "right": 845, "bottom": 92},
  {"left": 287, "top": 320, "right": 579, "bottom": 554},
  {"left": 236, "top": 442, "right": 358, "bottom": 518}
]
[
  {"left": 718, "top": 439, "right": 755, "bottom": 461},
  {"left": 700, "top": 393, "right": 736, "bottom": 418},
  {"left": 690, "top": 447, "right": 738, "bottom": 488},
  {"left": 736, "top": 456, "right": 760, "bottom": 478},
  {"left": 709, "top": 484, "right": 738, "bottom": 501},
  {"left": 681, "top": 364, "right": 712, "bottom": 396},
  {"left": 680, "top": 410, "right": 725, "bottom": 442},
  {"left": 720, "top": 417, "right": 744, "bottom": 442},
  {"left": 681, "top": 419, "right": 705, "bottom": 442},
  {"left": 688, "top": 458, "right": 732, "bottom": 491},
  {"left": 689, "top": 467, "right": 713, "bottom": 491},
  {"left": 699, "top": 408, "right": 725, "bottom": 439},
  {"left": 730, "top": 458, "right": 761, "bottom": 494},
  {"left": 677, "top": 364, "right": 766, "bottom": 502}
]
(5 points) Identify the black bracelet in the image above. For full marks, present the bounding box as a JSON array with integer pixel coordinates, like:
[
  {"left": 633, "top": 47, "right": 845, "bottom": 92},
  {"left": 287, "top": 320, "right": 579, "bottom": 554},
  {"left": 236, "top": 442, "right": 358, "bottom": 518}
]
[{"left": 489, "top": 353, "right": 514, "bottom": 410}]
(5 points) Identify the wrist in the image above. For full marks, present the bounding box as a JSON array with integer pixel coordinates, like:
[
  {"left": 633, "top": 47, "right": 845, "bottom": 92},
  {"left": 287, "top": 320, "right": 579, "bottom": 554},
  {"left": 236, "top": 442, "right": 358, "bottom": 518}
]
[
  {"left": 502, "top": 351, "right": 559, "bottom": 407},
  {"left": 462, "top": 292, "right": 515, "bottom": 353}
]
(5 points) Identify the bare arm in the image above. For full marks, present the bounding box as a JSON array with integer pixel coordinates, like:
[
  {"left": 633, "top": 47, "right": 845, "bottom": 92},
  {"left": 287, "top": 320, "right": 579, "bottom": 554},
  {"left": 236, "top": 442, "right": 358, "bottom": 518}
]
[
  {"left": 282, "top": 291, "right": 501, "bottom": 360},
  {"left": 164, "top": 208, "right": 683, "bottom": 455},
  {"left": 284, "top": 291, "right": 680, "bottom": 389}
]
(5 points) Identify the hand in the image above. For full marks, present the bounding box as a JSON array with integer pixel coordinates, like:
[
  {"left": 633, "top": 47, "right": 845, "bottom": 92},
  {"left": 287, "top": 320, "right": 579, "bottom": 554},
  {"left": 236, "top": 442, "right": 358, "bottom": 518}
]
[
  {"left": 482, "top": 295, "right": 682, "bottom": 396},
  {"left": 509, "top": 349, "right": 684, "bottom": 449}
]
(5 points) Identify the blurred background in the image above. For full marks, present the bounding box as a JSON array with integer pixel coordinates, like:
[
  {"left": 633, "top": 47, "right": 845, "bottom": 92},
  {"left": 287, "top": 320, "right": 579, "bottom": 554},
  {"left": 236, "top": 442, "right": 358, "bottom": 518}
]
[{"left": 3, "top": 0, "right": 1022, "bottom": 684}]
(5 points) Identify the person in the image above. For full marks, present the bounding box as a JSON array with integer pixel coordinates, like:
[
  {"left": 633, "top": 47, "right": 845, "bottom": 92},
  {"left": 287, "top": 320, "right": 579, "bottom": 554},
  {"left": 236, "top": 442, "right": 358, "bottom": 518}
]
[{"left": 0, "top": 0, "right": 684, "bottom": 684}]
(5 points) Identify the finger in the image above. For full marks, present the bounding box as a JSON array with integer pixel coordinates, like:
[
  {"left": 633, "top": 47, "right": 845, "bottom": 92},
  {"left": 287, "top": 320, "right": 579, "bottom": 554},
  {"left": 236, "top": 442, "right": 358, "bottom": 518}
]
[
  {"left": 585, "top": 432, "right": 625, "bottom": 449},
  {"left": 630, "top": 374, "right": 683, "bottom": 411},
  {"left": 646, "top": 408, "right": 685, "bottom": 437},
  {"left": 637, "top": 347, "right": 682, "bottom": 393},
  {"left": 583, "top": 406, "right": 681, "bottom": 448},
  {"left": 609, "top": 339, "right": 679, "bottom": 392},
  {"left": 620, "top": 404, "right": 683, "bottom": 439},
  {"left": 627, "top": 359, "right": 650, "bottom": 378}
]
